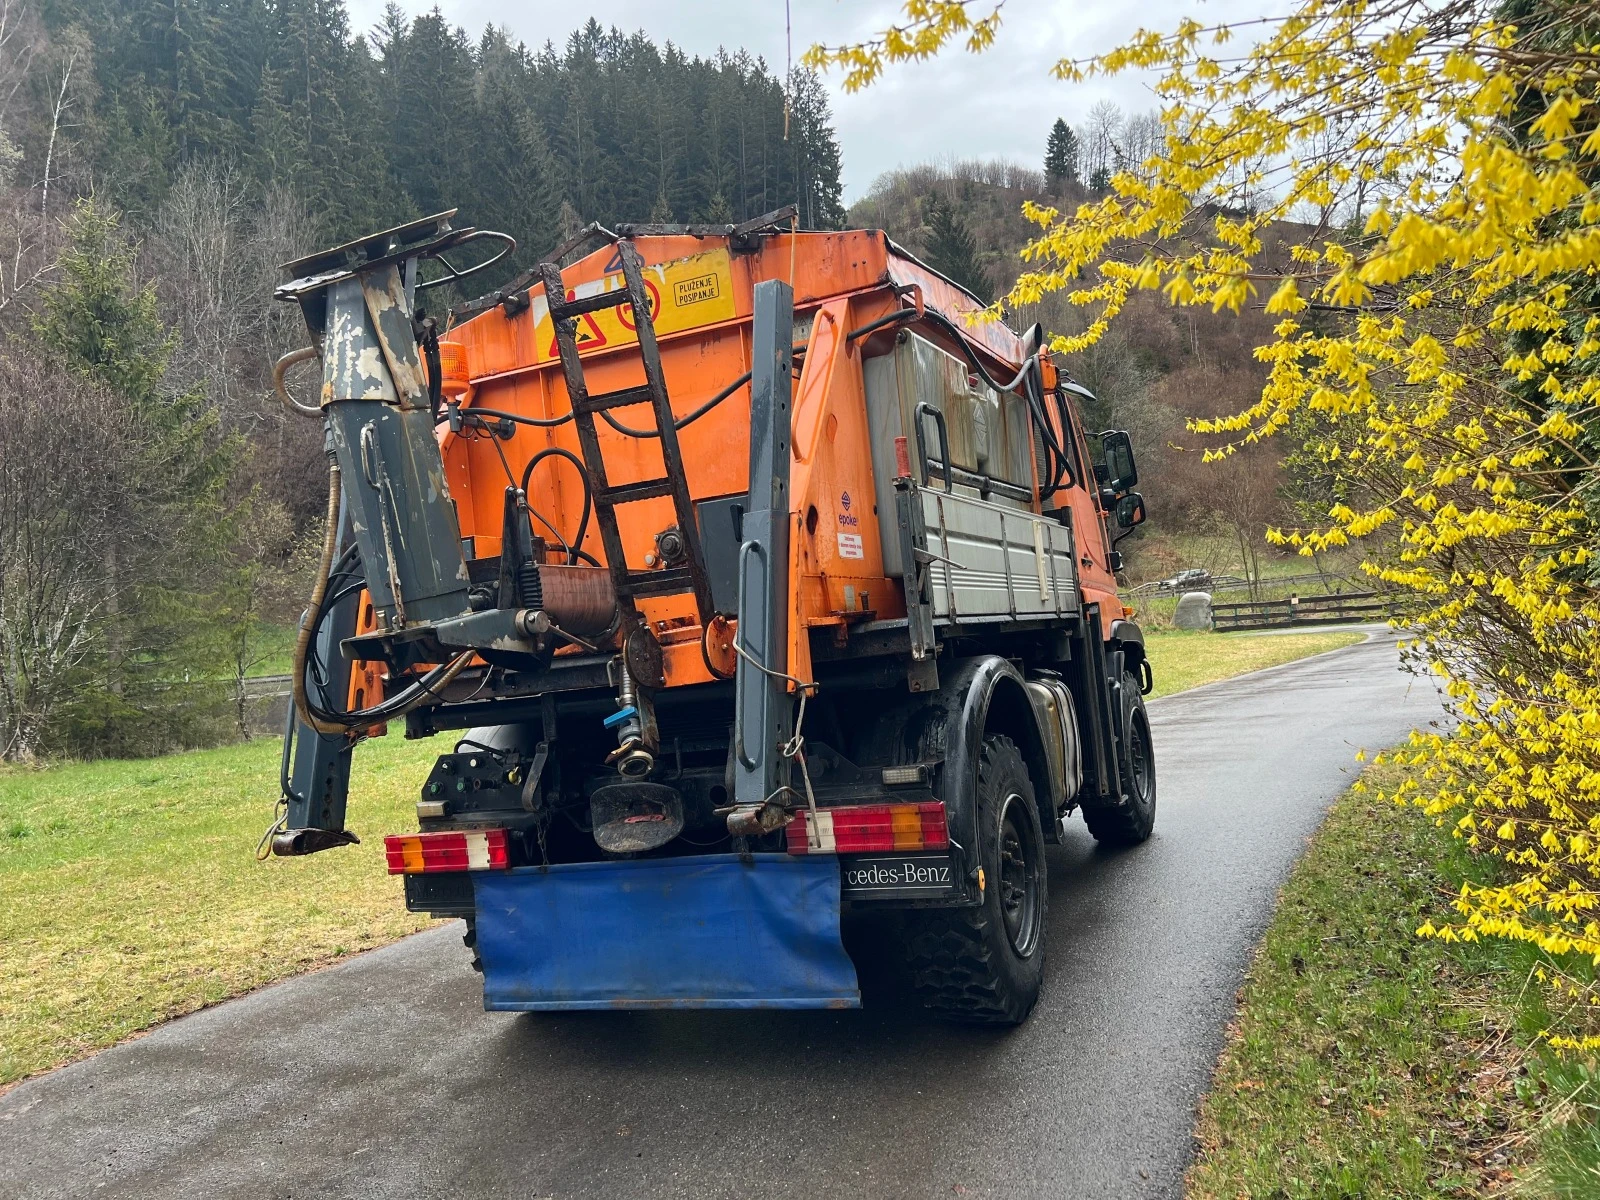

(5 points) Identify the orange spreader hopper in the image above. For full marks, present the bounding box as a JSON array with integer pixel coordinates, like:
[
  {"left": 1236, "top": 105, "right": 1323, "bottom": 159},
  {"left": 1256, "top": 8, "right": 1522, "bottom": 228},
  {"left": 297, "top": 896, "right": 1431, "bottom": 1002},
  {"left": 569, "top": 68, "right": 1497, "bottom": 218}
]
[{"left": 440, "top": 221, "right": 1127, "bottom": 693}]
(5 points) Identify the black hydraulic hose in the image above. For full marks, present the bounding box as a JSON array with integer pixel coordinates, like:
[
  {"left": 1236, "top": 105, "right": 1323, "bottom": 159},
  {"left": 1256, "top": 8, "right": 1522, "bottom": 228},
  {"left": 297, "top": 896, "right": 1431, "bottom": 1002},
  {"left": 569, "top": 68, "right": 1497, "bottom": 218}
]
[
  {"left": 292, "top": 463, "right": 348, "bottom": 736},
  {"left": 913, "top": 306, "right": 1080, "bottom": 497},
  {"left": 302, "top": 653, "right": 473, "bottom": 730},
  {"left": 597, "top": 340, "right": 808, "bottom": 440},
  {"left": 844, "top": 307, "right": 917, "bottom": 344},
  {"left": 1025, "top": 367, "right": 1074, "bottom": 495},
  {"left": 599, "top": 369, "right": 752, "bottom": 439},
  {"left": 421, "top": 321, "right": 443, "bottom": 423},
  {"left": 291, "top": 468, "right": 473, "bottom": 732},
  {"left": 440, "top": 342, "right": 812, "bottom": 442},
  {"left": 439, "top": 406, "right": 574, "bottom": 430},
  {"left": 1050, "top": 385, "right": 1081, "bottom": 491},
  {"left": 279, "top": 542, "right": 364, "bottom": 801},
  {"left": 519, "top": 446, "right": 593, "bottom": 563},
  {"left": 301, "top": 576, "right": 370, "bottom": 693},
  {"left": 526, "top": 501, "right": 576, "bottom": 563},
  {"left": 917, "top": 307, "right": 1036, "bottom": 394},
  {"left": 298, "top": 558, "right": 474, "bottom": 728}
]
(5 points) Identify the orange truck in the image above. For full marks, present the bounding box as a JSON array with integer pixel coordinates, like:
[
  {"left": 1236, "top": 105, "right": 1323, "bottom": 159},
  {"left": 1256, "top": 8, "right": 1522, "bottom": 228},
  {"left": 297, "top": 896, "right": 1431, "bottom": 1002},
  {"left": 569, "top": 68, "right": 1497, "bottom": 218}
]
[{"left": 271, "top": 206, "right": 1153, "bottom": 1024}]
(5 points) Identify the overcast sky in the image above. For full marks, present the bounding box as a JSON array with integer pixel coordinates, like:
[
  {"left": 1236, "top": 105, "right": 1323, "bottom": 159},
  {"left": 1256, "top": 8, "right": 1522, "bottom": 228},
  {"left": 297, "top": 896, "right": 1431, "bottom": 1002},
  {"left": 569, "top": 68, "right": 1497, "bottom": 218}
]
[{"left": 343, "top": 1, "right": 1284, "bottom": 205}]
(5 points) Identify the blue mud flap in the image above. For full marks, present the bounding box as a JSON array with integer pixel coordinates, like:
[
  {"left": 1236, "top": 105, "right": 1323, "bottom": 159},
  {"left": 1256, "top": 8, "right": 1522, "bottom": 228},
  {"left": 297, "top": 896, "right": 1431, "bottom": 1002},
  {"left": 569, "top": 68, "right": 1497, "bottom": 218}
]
[{"left": 471, "top": 853, "right": 861, "bottom": 1011}]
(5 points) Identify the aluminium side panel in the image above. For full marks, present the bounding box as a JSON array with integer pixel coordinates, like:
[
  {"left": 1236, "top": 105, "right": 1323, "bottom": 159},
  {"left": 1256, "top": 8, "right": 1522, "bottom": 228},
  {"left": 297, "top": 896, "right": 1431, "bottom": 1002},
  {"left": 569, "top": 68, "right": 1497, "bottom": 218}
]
[
  {"left": 864, "top": 352, "right": 907, "bottom": 577},
  {"left": 919, "top": 488, "right": 1079, "bottom": 621}
]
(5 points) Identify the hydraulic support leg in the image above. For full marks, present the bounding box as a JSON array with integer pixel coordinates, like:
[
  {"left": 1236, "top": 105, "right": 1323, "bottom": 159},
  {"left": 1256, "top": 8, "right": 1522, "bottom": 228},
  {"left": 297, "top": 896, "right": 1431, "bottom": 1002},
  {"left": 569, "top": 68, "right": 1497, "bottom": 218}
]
[
  {"left": 733, "top": 280, "right": 795, "bottom": 812},
  {"left": 277, "top": 526, "right": 362, "bottom": 854}
]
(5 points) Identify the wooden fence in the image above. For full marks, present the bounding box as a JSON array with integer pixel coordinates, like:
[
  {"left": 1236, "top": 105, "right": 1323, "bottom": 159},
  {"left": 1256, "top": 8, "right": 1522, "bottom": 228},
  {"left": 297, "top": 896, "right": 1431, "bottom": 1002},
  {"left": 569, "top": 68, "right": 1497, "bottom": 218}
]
[{"left": 1211, "top": 590, "right": 1398, "bottom": 631}]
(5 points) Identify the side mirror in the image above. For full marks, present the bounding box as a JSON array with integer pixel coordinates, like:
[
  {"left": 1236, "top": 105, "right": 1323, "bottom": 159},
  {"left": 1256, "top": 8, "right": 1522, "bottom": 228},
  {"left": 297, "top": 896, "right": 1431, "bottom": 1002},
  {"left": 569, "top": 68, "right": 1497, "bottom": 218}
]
[
  {"left": 1098, "top": 429, "right": 1138, "bottom": 495},
  {"left": 1115, "top": 492, "right": 1146, "bottom": 530}
]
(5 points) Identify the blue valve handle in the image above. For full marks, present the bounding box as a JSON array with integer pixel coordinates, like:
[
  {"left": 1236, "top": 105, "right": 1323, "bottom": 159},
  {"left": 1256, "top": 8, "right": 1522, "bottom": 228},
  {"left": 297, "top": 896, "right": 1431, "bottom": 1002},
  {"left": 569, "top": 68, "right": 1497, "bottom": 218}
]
[{"left": 603, "top": 705, "right": 639, "bottom": 730}]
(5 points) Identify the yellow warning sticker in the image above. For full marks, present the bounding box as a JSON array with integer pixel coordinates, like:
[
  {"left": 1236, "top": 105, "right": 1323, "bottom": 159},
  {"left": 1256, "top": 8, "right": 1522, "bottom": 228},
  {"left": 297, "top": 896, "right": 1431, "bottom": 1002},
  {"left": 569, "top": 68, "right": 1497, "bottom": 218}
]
[{"left": 530, "top": 248, "right": 737, "bottom": 363}]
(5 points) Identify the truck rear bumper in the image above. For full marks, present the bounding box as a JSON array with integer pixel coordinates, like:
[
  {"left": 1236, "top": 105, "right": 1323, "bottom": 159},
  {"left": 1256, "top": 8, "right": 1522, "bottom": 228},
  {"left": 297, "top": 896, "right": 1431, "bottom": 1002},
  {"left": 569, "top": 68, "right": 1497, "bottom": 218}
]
[{"left": 471, "top": 853, "right": 861, "bottom": 1010}]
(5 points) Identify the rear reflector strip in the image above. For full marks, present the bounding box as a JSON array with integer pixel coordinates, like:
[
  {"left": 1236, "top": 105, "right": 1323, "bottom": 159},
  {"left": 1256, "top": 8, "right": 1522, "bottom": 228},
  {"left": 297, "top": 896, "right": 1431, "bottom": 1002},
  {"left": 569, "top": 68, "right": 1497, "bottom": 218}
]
[
  {"left": 385, "top": 829, "right": 509, "bottom": 874},
  {"left": 786, "top": 802, "right": 949, "bottom": 855}
]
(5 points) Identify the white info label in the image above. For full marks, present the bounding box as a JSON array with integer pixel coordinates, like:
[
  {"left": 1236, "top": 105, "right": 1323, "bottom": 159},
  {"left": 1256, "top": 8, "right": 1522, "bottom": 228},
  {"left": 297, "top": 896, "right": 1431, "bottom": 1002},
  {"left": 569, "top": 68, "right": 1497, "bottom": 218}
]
[{"left": 837, "top": 532, "right": 864, "bottom": 559}]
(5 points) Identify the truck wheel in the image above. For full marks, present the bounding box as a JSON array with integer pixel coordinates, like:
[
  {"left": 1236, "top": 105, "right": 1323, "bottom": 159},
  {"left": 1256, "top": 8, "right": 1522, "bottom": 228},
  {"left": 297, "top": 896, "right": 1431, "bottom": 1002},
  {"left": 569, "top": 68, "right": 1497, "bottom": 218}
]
[
  {"left": 904, "top": 735, "right": 1047, "bottom": 1025},
  {"left": 1083, "top": 670, "right": 1156, "bottom": 847}
]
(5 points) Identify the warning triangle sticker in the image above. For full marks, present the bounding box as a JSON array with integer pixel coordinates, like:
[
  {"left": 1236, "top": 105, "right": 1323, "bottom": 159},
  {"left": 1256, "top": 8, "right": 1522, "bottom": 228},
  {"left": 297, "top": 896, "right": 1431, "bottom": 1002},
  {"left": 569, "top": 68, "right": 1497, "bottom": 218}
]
[
  {"left": 574, "top": 311, "right": 607, "bottom": 346},
  {"left": 546, "top": 292, "right": 609, "bottom": 357}
]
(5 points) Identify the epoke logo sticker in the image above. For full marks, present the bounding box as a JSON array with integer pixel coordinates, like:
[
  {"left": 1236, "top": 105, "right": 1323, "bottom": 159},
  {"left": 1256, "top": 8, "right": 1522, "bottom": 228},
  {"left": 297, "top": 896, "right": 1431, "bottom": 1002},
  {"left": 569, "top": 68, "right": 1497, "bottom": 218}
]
[
  {"left": 838, "top": 489, "right": 859, "bottom": 529},
  {"left": 840, "top": 491, "right": 852, "bottom": 510}
]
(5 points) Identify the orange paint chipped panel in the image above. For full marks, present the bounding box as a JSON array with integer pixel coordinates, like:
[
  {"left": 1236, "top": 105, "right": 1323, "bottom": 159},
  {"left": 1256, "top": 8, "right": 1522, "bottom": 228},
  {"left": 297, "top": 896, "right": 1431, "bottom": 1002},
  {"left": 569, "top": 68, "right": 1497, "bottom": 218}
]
[{"left": 346, "top": 588, "right": 388, "bottom": 738}]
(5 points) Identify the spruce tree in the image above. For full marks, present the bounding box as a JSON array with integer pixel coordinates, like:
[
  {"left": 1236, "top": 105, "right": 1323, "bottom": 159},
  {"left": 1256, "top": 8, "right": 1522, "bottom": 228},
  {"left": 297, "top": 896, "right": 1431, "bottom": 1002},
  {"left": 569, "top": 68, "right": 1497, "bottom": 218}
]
[
  {"left": 1044, "top": 118, "right": 1079, "bottom": 188},
  {"left": 922, "top": 192, "right": 987, "bottom": 301},
  {"left": 33, "top": 201, "right": 236, "bottom": 751},
  {"left": 787, "top": 68, "right": 845, "bottom": 228}
]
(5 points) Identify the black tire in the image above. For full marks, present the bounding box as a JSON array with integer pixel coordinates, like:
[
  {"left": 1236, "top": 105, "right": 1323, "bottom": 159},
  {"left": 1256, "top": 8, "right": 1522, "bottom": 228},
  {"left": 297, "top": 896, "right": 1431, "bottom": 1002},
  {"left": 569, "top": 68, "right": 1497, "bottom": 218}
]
[
  {"left": 462, "top": 919, "right": 483, "bottom": 973},
  {"left": 903, "top": 735, "right": 1048, "bottom": 1025},
  {"left": 1083, "top": 669, "right": 1156, "bottom": 846}
]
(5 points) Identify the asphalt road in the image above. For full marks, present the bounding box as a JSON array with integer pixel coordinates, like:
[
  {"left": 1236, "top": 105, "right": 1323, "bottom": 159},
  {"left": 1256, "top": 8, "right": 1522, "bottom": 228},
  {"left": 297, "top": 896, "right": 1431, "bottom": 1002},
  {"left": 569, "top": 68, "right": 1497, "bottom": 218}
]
[{"left": 0, "top": 633, "right": 1438, "bottom": 1199}]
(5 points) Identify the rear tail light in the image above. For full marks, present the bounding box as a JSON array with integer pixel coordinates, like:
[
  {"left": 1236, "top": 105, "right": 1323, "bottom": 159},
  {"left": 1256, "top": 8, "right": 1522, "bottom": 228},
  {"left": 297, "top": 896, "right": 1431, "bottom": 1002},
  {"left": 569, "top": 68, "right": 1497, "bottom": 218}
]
[
  {"left": 384, "top": 829, "right": 509, "bottom": 874},
  {"left": 786, "top": 802, "right": 949, "bottom": 855}
]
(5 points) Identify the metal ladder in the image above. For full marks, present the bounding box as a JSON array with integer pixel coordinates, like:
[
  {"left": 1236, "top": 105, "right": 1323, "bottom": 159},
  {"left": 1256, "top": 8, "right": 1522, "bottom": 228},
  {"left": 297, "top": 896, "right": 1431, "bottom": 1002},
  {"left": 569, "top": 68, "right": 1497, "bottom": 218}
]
[{"left": 537, "top": 242, "right": 716, "bottom": 630}]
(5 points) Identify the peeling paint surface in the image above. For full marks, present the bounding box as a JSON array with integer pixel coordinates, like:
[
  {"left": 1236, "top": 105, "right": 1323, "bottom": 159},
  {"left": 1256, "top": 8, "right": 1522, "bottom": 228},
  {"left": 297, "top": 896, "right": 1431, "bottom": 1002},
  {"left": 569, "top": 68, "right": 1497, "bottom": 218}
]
[{"left": 324, "top": 278, "right": 397, "bottom": 404}]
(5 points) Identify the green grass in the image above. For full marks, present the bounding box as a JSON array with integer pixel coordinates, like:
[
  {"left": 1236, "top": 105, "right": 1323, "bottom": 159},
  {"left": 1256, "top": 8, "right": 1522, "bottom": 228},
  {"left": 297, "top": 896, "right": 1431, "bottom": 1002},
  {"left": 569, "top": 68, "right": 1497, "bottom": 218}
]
[
  {"left": 0, "top": 628, "right": 1361, "bottom": 1091},
  {"left": 1144, "top": 629, "right": 1366, "bottom": 699},
  {"left": 1185, "top": 768, "right": 1597, "bottom": 1198},
  {"left": 0, "top": 734, "right": 440, "bottom": 1087},
  {"left": 1124, "top": 530, "right": 1364, "bottom": 586}
]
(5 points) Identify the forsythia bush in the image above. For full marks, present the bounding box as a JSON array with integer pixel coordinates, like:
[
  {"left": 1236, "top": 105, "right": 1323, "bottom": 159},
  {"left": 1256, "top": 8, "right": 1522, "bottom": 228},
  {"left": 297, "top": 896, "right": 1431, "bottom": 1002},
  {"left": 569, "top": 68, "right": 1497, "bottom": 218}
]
[{"left": 812, "top": 1, "right": 1600, "bottom": 1036}]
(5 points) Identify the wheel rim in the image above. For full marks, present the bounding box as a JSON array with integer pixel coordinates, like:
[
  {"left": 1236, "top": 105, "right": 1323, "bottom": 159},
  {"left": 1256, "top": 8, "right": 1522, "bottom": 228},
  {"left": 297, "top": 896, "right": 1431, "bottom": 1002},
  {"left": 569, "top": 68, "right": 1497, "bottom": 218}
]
[
  {"left": 997, "top": 792, "right": 1043, "bottom": 958},
  {"left": 1128, "top": 712, "right": 1153, "bottom": 805}
]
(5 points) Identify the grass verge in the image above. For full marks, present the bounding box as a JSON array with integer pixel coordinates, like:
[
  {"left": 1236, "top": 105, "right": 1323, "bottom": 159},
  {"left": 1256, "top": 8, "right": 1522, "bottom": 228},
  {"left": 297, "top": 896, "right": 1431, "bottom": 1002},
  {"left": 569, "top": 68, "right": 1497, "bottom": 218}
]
[
  {"left": 0, "top": 734, "right": 438, "bottom": 1088},
  {"left": 0, "top": 628, "right": 1361, "bottom": 1091},
  {"left": 1186, "top": 767, "right": 1600, "bottom": 1198},
  {"left": 1144, "top": 628, "right": 1366, "bottom": 699}
]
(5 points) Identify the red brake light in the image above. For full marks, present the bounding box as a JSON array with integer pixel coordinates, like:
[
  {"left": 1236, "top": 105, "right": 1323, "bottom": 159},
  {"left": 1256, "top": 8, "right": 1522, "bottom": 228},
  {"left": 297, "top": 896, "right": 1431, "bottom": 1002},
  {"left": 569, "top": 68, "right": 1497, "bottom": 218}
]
[
  {"left": 384, "top": 829, "right": 509, "bottom": 874},
  {"left": 786, "top": 802, "right": 948, "bottom": 855}
]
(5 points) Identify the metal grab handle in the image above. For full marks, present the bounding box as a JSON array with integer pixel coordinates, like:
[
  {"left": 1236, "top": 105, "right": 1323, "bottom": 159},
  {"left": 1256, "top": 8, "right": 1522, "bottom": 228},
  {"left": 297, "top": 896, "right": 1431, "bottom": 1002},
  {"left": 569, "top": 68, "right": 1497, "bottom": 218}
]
[
  {"left": 416, "top": 229, "right": 517, "bottom": 294},
  {"left": 732, "top": 537, "right": 766, "bottom": 771},
  {"left": 913, "top": 401, "right": 953, "bottom": 493}
]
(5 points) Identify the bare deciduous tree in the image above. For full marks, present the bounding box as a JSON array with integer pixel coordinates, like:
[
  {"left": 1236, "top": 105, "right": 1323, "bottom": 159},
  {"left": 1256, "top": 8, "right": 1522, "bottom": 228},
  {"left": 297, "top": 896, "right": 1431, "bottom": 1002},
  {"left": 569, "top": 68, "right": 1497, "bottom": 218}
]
[
  {"left": 1083, "top": 100, "right": 1123, "bottom": 186},
  {"left": 152, "top": 161, "right": 259, "bottom": 427},
  {"left": 0, "top": 359, "right": 137, "bottom": 758}
]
